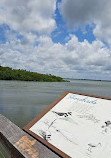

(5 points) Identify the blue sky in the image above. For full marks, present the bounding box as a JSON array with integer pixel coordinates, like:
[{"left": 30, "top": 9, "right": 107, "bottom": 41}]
[{"left": 0, "top": 0, "right": 111, "bottom": 80}]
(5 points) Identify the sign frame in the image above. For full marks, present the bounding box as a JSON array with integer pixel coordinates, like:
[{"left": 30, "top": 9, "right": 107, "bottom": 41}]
[{"left": 23, "top": 91, "right": 111, "bottom": 158}]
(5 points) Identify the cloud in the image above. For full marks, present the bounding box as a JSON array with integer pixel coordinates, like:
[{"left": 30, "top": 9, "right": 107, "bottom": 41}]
[
  {"left": 0, "top": 0, "right": 111, "bottom": 80},
  {"left": 59, "top": 0, "right": 111, "bottom": 44},
  {"left": 1, "top": 34, "right": 111, "bottom": 80},
  {"left": 0, "top": 0, "right": 56, "bottom": 34}
]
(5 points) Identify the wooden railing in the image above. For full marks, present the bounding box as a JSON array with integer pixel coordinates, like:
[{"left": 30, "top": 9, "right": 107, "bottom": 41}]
[{"left": 0, "top": 114, "right": 60, "bottom": 158}]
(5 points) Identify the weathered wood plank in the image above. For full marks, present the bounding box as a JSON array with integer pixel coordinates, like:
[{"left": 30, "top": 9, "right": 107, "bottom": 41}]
[{"left": 0, "top": 114, "right": 60, "bottom": 158}]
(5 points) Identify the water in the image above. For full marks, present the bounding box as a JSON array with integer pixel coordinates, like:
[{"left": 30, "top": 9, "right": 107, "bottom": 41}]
[{"left": 0, "top": 79, "right": 111, "bottom": 128}]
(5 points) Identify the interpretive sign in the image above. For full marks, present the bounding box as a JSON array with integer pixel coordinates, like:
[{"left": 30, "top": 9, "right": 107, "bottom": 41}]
[{"left": 24, "top": 91, "right": 111, "bottom": 158}]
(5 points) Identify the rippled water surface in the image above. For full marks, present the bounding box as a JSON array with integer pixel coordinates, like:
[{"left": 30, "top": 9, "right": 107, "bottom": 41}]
[{"left": 0, "top": 80, "right": 111, "bottom": 128}]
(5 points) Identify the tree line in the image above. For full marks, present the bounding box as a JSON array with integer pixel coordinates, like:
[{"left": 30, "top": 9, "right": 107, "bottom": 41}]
[{"left": 0, "top": 66, "right": 67, "bottom": 82}]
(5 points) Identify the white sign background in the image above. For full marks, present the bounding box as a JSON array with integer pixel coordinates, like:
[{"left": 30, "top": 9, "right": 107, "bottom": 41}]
[{"left": 30, "top": 93, "right": 111, "bottom": 158}]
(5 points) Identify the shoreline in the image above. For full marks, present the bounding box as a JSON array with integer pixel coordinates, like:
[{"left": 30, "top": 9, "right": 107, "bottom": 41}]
[{"left": 64, "top": 78, "right": 111, "bottom": 82}]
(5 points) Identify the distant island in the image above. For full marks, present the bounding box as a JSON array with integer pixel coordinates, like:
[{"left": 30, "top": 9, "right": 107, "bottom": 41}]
[{"left": 0, "top": 66, "right": 68, "bottom": 82}]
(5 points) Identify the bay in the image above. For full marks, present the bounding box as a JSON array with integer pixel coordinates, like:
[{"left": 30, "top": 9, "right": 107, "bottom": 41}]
[{"left": 0, "top": 79, "right": 111, "bottom": 128}]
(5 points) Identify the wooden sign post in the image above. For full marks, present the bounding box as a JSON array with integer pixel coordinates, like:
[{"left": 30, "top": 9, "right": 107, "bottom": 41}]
[{"left": 24, "top": 91, "right": 111, "bottom": 158}]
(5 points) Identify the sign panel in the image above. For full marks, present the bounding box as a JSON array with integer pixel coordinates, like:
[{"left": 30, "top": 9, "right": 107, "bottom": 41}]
[{"left": 24, "top": 91, "right": 111, "bottom": 158}]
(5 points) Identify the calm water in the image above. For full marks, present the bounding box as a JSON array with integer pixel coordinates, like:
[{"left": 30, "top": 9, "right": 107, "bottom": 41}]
[{"left": 0, "top": 79, "right": 111, "bottom": 128}]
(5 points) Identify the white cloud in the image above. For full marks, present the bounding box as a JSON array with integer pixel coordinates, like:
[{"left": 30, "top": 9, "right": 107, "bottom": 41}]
[
  {"left": 1, "top": 34, "right": 111, "bottom": 80},
  {"left": 0, "top": 0, "right": 56, "bottom": 34},
  {"left": 0, "top": 0, "right": 111, "bottom": 80},
  {"left": 59, "top": 0, "right": 111, "bottom": 44}
]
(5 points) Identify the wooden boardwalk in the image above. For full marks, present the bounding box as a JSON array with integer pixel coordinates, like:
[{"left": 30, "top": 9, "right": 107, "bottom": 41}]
[{"left": 0, "top": 114, "right": 60, "bottom": 158}]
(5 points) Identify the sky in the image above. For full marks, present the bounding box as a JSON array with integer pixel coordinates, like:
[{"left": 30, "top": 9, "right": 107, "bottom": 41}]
[{"left": 0, "top": 0, "right": 111, "bottom": 80}]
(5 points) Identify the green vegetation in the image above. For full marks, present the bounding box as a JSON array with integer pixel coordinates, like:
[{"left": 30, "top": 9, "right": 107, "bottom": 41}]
[{"left": 0, "top": 66, "right": 67, "bottom": 82}]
